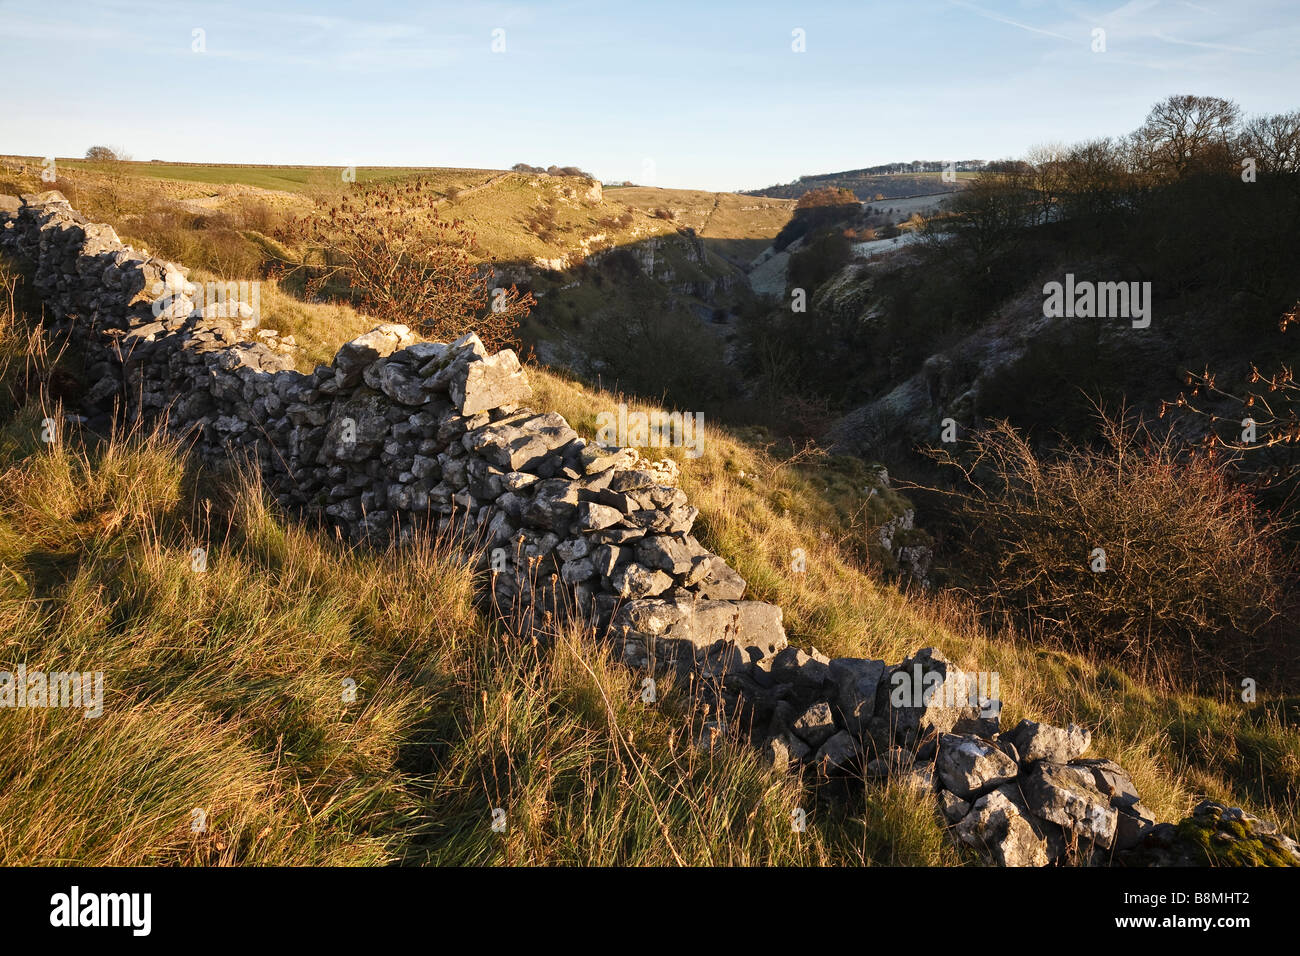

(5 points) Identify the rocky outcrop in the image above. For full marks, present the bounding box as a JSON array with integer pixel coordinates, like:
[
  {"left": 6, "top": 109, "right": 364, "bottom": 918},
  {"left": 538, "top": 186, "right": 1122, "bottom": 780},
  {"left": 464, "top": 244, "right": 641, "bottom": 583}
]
[{"left": 823, "top": 266, "right": 1180, "bottom": 460}]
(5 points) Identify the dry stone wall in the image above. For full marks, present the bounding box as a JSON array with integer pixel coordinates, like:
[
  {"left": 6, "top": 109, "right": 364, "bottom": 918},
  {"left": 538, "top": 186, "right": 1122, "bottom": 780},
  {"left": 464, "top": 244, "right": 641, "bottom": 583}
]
[
  {"left": 4, "top": 190, "right": 1297, "bottom": 868},
  {"left": 0, "top": 189, "right": 788, "bottom": 730}
]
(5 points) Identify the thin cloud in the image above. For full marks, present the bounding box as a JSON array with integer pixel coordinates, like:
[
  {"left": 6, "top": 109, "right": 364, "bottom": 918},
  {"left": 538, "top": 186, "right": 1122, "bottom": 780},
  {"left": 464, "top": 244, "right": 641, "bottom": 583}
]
[
  {"left": 1150, "top": 30, "right": 1262, "bottom": 54},
  {"left": 1099, "top": 0, "right": 1163, "bottom": 21},
  {"left": 949, "top": 0, "right": 1075, "bottom": 42}
]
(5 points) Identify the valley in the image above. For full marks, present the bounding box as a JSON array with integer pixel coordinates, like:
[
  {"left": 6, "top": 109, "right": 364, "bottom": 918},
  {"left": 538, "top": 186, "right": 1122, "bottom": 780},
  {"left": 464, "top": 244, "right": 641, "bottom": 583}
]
[{"left": 3, "top": 93, "right": 1299, "bottom": 874}]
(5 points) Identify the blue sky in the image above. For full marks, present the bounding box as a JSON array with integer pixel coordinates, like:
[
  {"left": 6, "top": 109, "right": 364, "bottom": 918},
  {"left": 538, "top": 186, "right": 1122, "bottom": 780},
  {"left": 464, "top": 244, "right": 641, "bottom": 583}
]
[{"left": 2, "top": 0, "right": 1297, "bottom": 191}]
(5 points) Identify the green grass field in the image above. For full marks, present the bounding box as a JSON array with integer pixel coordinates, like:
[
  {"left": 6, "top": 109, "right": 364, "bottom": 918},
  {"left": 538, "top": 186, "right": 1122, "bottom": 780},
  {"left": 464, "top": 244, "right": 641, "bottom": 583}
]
[{"left": 2, "top": 156, "right": 501, "bottom": 194}]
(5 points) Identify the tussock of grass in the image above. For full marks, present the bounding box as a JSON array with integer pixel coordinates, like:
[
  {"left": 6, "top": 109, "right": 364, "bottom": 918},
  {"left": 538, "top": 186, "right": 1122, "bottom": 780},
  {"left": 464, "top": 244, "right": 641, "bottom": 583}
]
[
  {"left": 0, "top": 252, "right": 958, "bottom": 865},
  {"left": 0, "top": 407, "right": 948, "bottom": 864}
]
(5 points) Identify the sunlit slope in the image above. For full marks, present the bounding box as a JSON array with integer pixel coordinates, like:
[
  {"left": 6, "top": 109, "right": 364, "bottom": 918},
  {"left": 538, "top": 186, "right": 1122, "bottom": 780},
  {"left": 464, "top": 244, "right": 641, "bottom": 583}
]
[{"left": 608, "top": 185, "right": 795, "bottom": 262}]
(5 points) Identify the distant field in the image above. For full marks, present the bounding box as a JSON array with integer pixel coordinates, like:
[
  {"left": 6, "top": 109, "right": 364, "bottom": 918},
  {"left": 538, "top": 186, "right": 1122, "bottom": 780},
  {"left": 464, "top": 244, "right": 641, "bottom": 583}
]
[
  {"left": 0, "top": 159, "right": 794, "bottom": 262},
  {"left": 864, "top": 192, "right": 957, "bottom": 219},
  {"left": 0, "top": 156, "right": 501, "bottom": 194},
  {"left": 746, "top": 170, "right": 975, "bottom": 202}
]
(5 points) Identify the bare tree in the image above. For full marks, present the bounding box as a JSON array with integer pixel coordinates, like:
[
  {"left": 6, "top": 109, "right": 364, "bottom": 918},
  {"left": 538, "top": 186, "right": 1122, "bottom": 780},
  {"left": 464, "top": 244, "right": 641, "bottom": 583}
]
[
  {"left": 1136, "top": 94, "right": 1241, "bottom": 179},
  {"left": 1239, "top": 110, "right": 1300, "bottom": 174},
  {"left": 939, "top": 165, "right": 1034, "bottom": 269},
  {"left": 1058, "top": 138, "right": 1128, "bottom": 219},
  {"left": 1024, "top": 142, "right": 1069, "bottom": 223}
]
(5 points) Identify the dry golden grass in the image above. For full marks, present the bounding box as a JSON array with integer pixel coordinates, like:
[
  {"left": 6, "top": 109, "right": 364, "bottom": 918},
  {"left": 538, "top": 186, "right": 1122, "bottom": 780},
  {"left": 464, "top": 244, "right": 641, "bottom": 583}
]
[
  {"left": 0, "top": 260, "right": 959, "bottom": 865},
  {"left": 607, "top": 186, "right": 796, "bottom": 261},
  {"left": 0, "top": 418, "right": 966, "bottom": 865}
]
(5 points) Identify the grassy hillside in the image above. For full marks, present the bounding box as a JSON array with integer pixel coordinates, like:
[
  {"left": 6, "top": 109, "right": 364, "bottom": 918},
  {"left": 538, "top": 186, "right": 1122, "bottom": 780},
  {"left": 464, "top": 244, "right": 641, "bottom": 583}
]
[
  {"left": 0, "top": 257, "right": 946, "bottom": 866},
  {"left": 0, "top": 158, "right": 790, "bottom": 275},
  {"left": 608, "top": 186, "right": 796, "bottom": 263},
  {"left": 1, "top": 243, "right": 1295, "bottom": 864},
  {"left": 0, "top": 161, "right": 765, "bottom": 413},
  {"left": 746, "top": 170, "right": 975, "bottom": 202},
  {"left": 0, "top": 158, "right": 683, "bottom": 270},
  {"left": 0, "top": 155, "right": 500, "bottom": 194},
  {"left": 435, "top": 173, "right": 673, "bottom": 264}
]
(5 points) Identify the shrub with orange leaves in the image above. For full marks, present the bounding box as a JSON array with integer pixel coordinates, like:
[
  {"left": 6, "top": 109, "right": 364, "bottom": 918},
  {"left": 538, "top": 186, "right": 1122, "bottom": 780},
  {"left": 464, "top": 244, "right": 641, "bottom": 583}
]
[
  {"left": 277, "top": 179, "right": 533, "bottom": 351},
  {"left": 925, "top": 407, "right": 1291, "bottom": 673}
]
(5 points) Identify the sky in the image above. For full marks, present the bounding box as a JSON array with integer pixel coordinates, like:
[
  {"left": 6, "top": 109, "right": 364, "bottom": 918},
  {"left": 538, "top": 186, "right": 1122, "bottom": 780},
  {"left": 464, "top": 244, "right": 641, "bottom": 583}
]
[{"left": 2, "top": 0, "right": 1298, "bottom": 192}]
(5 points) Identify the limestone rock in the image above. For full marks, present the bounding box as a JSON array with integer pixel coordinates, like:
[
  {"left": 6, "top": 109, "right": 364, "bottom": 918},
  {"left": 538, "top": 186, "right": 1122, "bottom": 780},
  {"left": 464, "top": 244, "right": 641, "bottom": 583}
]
[
  {"left": 334, "top": 325, "right": 414, "bottom": 389},
  {"left": 762, "top": 732, "right": 810, "bottom": 772},
  {"left": 611, "top": 563, "right": 673, "bottom": 599},
  {"left": 579, "top": 501, "right": 625, "bottom": 531},
  {"left": 941, "top": 791, "right": 971, "bottom": 824},
  {"left": 791, "top": 701, "right": 837, "bottom": 749},
  {"left": 770, "top": 646, "right": 832, "bottom": 692},
  {"left": 612, "top": 597, "right": 787, "bottom": 665},
  {"left": 457, "top": 347, "right": 532, "bottom": 415},
  {"left": 954, "top": 788, "right": 1051, "bottom": 867},
  {"left": 693, "top": 557, "right": 746, "bottom": 599},
  {"left": 1070, "top": 757, "right": 1153, "bottom": 850},
  {"left": 828, "top": 657, "right": 886, "bottom": 739},
  {"left": 935, "top": 733, "right": 1020, "bottom": 799},
  {"left": 1003, "top": 719, "right": 1091, "bottom": 766},
  {"left": 367, "top": 358, "right": 429, "bottom": 406},
  {"left": 1122, "top": 801, "right": 1300, "bottom": 867},
  {"left": 1022, "top": 761, "right": 1118, "bottom": 850},
  {"left": 579, "top": 443, "right": 639, "bottom": 474},
  {"left": 813, "top": 730, "right": 858, "bottom": 773},
  {"left": 870, "top": 648, "right": 981, "bottom": 752},
  {"left": 465, "top": 413, "right": 578, "bottom": 472}
]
